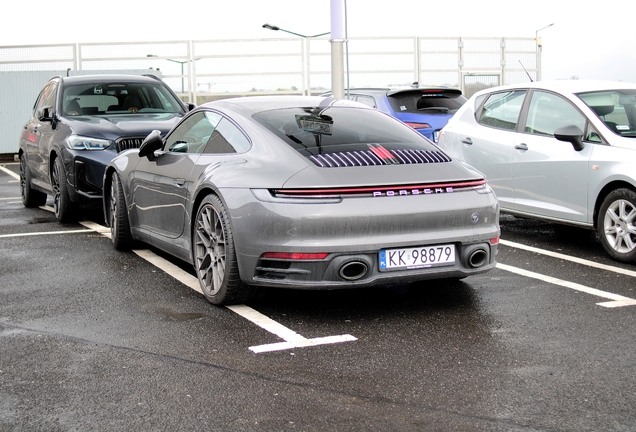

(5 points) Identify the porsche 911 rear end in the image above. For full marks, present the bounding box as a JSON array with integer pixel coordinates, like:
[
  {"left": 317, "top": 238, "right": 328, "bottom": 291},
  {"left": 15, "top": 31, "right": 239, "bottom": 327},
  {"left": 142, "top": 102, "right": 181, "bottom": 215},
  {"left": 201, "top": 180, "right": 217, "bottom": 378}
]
[
  {"left": 223, "top": 101, "right": 500, "bottom": 288},
  {"left": 226, "top": 178, "right": 499, "bottom": 289}
]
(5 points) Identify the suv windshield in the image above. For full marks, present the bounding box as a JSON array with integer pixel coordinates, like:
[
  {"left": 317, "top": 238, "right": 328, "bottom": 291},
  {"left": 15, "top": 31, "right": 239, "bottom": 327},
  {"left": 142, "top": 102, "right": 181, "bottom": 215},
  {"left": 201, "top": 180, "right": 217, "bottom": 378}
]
[
  {"left": 62, "top": 82, "right": 183, "bottom": 116},
  {"left": 578, "top": 90, "right": 636, "bottom": 137}
]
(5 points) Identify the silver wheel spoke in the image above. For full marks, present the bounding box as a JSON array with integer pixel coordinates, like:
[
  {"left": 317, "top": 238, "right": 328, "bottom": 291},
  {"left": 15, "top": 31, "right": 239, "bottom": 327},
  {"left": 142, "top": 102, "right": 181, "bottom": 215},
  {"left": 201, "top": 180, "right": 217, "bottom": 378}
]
[
  {"left": 604, "top": 199, "right": 636, "bottom": 254},
  {"left": 195, "top": 203, "right": 227, "bottom": 297}
]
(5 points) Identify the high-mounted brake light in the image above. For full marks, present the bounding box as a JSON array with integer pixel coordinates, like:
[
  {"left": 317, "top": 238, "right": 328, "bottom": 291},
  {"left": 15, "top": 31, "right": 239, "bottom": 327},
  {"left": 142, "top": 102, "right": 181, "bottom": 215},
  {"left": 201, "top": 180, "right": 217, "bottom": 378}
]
[{"left": 261, "top": 252, "right": 329, "bottom": 260}]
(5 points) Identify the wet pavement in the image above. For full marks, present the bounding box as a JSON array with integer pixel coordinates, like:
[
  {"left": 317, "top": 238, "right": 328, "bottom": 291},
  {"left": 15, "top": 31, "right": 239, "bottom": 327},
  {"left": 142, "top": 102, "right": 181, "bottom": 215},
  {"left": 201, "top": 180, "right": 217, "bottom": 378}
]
[{"left": 1, "top": 162, "right": 635, "bottom": 431}]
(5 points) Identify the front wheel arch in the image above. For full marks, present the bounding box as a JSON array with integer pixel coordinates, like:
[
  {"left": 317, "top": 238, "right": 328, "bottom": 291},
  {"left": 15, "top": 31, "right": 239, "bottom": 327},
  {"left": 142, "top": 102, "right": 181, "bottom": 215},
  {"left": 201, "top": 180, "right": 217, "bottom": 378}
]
[{"left": 593, "top": 181, "right": 636, "bottom": 229}]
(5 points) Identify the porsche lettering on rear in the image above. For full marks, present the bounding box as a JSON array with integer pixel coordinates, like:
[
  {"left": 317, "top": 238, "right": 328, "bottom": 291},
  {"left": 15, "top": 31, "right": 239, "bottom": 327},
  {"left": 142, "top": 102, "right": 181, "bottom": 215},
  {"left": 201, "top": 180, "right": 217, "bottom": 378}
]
[{"left": 373, "top": 187, "right": 453, "bottom": 197}]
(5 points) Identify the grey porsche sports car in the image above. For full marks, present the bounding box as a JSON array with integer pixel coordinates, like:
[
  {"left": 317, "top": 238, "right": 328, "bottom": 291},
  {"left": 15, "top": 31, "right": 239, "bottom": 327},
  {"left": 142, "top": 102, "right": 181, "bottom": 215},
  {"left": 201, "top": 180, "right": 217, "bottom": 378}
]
[{"left": 103, "top": 96, "right": 500, "bottom": 305}]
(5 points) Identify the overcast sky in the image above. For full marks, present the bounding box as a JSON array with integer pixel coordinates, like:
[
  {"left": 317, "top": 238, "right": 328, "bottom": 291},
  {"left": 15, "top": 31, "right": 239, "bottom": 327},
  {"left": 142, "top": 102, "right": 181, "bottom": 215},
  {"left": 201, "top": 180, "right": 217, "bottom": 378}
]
[{"left": 2, "top": 0, "right": 634, "bottom": 82}]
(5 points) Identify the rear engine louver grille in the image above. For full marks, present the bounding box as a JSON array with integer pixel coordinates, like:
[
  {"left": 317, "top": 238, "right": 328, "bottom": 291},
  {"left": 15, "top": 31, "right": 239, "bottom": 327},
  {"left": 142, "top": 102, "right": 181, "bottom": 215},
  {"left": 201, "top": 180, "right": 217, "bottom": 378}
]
[
  {"left": 115, "top": 137, "right": 145, "bottom": 153},
  {"left": 309, "top": 149, "right": 451, "bottom": 167}
]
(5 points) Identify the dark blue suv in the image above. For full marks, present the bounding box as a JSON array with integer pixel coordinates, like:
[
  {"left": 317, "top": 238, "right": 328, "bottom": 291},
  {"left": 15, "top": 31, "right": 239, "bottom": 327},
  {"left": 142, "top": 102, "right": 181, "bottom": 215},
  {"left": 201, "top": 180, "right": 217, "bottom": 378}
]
[{"left": 19, "top": 74, "right": 192, "bottom": 222}]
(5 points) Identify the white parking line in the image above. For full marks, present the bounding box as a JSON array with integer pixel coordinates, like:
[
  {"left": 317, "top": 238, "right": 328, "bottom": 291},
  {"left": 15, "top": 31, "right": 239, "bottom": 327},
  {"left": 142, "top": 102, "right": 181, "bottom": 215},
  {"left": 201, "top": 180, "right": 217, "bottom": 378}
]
[
  {"left": 81, "top": 221, "right": 358, "bottom": 353},
  {"left": 0, "top": 229, "right": 93, "bottom": 238},
  {"left": 501, "top": 239, "right": 636, "bottom": 278},
  {"left": 496, "top": 263, "right": 636, "bottom": 308},
  {"left": 227, "top": 305, "right": 357, "bottom": 353},
  {"left": 0, "top": 166, "right": 19, "bottom": 180}
]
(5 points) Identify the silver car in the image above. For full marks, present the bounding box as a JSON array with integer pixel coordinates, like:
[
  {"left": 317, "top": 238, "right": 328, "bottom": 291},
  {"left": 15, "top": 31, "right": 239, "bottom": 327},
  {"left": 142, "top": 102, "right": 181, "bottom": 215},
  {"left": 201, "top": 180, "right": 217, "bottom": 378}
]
[
  {"left": 438, "top": 80, "right": 636, "bottom": 263},
  {"left": 104, "top": 96, "right": 500, "bottom": 305}
]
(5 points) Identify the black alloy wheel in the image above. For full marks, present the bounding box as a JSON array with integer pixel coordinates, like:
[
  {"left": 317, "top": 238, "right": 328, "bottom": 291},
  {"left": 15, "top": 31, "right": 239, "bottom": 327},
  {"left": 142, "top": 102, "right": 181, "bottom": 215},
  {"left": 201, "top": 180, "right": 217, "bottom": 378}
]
[
  {"left": 51, "top": 157, "right": 77, "bottom": 223},
  {"left": 20, "top": 154, "right": 46, "bottom": 207}
]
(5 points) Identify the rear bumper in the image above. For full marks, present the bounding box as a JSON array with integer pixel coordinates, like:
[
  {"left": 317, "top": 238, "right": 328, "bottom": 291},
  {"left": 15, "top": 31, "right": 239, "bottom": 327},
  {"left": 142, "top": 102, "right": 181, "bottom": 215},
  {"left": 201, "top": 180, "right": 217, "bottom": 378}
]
[{"left": 221, "top": 187, "right": 500, "bottom": 289}]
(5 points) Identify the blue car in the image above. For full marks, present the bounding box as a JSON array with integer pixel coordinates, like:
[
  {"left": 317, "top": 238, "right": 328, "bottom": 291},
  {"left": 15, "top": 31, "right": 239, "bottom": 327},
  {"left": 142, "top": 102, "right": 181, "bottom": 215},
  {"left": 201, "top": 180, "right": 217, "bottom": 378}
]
[{"left": 323, "top": 85, "right": 467, "bottom": 143}]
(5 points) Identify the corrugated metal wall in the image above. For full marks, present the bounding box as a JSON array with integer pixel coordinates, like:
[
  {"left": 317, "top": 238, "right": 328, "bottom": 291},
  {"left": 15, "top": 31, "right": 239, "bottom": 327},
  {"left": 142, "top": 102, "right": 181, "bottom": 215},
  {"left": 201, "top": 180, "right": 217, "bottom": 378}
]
[{"left": 0, "top": 71, "right": 65, "bottom": 155}]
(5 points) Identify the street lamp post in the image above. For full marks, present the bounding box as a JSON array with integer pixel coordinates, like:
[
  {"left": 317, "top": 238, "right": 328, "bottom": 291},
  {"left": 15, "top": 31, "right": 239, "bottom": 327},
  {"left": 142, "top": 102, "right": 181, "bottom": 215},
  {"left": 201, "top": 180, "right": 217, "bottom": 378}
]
[
  {"left": 147, "top": 54, "right": 201, "bottom": 101},
  {"left": 535, "top": 23, "right": 554, "bottom": 81},
  {"left": 262, "top": 24, "right": 330, "bottom": 96}
]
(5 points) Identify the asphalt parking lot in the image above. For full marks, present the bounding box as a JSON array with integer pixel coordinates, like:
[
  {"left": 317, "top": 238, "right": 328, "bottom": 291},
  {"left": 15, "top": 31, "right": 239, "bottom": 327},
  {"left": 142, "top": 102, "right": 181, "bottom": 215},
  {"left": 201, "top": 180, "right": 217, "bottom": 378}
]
[{"left": 1, "top": 162, "right": 636, "bottom": 431}]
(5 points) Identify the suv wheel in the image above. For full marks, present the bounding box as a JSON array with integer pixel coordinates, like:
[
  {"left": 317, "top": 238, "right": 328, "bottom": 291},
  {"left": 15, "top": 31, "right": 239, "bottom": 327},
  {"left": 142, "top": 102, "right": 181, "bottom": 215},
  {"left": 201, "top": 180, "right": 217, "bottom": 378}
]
[
  {"left": 51, "top": 157, "right": 78, "bottom": 223},
  {"left": 20, "top": 154, "right": 47, "bottom": 207}
]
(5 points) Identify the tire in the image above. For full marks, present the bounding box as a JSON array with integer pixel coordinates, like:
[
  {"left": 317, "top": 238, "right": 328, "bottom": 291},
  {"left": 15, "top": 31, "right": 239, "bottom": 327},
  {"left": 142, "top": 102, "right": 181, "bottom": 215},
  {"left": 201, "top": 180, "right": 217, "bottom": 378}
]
[
  {"left": 192, "top": 194, "right": 252, "bottom": 305},
  {"left": 109, "top": 172, "right": 134, "bottom": 250},
  {"left": 597, "top": 188, "right": 636, "bottom": 263},
  {"left": 51, "top": 157, "right": 78, "bottom": 223},
  {"left": 20, "top": 154, "right": 47, "bottom": 207}
]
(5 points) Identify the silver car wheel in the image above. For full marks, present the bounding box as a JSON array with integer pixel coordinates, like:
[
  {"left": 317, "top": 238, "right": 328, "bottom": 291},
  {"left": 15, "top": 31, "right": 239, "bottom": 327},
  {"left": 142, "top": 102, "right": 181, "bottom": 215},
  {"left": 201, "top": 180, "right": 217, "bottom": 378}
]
[
  {"left": 603, "top": 198, "right": 636, "bottom": 254},
  {"left": 192, "top": 195, "right": 252, "bottom": 305},
  {"left": 194, "top": 202, "right": 227, "bottom": 297}
]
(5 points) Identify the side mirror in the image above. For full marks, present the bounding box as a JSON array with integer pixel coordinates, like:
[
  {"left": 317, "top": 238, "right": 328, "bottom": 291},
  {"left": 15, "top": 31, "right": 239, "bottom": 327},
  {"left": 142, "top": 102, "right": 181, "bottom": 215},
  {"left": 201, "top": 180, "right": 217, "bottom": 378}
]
[
  {"left": 37, "top": 106, "right": 53, "bottom": 121},
  {"left": 186, "top": 103, "right": 196, "bottom": 111},
  {"left": 138, "top": 130, "right": 164, "bottom": 158},
  {"left": 554, "top": 125, "right": 585, "bottom": 152}
]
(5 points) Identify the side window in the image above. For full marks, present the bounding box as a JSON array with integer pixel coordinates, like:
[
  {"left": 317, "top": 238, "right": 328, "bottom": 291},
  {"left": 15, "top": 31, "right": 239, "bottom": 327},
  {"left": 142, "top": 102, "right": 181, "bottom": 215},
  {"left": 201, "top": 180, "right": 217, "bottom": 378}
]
[
  {"left": 35, "top": 82, "right": 58, "bottom": 114},
  {"left": 354, "top": 95, "right": 376, "bottom": 108},
  {"left": 585, "top": 124, "right": 603, "bottom": 143},
  {"left": 525, "top": 90, "right": 586, "bottom": 137},
  {"left": 203, "top": 118, "right": 251, "bottom": 154},
  {"left": 477, "top": 90, "right": 527, "bottom": 131},
  {"left": 164, "top": 111, "right": 222, "bottom": 154}
]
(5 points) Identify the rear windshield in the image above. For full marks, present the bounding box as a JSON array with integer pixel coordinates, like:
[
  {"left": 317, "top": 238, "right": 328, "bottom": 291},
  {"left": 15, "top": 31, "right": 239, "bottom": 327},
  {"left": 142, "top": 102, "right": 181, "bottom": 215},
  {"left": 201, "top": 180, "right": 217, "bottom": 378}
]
[
  {"left": 62, "top": 81, "right": 184, "bottom": 116},
  {"left": 388, "top": 90, "right": 467, "bottom": 115},
  {"left": 577, "top": 90, "right": 636, "bottom": 137},
  {"left": 253, "top": 106, "right": 438, "bottom": 157}
]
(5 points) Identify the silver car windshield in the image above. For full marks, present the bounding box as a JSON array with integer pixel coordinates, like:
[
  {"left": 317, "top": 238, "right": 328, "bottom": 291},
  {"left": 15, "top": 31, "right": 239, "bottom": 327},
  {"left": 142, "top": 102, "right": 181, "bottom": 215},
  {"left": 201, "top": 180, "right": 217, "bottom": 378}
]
[{"left": 578, "top": 90, "right": 636, "bottom": 137}]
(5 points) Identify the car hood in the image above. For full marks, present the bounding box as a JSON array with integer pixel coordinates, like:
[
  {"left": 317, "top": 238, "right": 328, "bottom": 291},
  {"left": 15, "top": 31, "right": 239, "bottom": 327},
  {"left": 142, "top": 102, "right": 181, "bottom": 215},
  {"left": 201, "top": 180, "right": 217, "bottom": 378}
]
[{"left": 62, "top": 113, "right": 184, "bottom": 139}]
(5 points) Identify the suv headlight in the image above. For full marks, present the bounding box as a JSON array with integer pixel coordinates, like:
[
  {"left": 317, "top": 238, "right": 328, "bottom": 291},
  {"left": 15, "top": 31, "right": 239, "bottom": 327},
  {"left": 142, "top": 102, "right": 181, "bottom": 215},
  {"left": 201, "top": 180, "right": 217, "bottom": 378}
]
[{"left": 66, "top": 135, "right": 112, "bottom": 150}]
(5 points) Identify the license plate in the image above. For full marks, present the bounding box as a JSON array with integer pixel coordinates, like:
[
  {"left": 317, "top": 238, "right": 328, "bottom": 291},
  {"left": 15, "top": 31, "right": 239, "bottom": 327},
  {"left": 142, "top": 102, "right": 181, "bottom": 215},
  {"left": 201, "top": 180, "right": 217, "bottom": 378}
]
[{"left": 379, "top": 244, "right": 456, "bottom": 271}]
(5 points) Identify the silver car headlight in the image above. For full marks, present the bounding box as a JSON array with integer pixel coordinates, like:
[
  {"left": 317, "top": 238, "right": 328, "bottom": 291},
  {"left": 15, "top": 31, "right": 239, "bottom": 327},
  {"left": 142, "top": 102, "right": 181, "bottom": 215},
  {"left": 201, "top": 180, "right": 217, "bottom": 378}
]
[{"left": 66, "top": 135, "right": 112, "bottom": 150}]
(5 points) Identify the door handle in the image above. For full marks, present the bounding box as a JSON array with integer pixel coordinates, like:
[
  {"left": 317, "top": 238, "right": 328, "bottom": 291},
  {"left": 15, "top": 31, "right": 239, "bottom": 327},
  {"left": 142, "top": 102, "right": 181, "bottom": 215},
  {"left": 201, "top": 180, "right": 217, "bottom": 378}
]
[
  {"left": 461, "top": 137, "right": 473, "bottom": 145},
  {"left": 173, "top": 178, "right": 186, "bottom": 187},
  {"left": 515, "top": 143, "right": 528, "bottom": 151}
]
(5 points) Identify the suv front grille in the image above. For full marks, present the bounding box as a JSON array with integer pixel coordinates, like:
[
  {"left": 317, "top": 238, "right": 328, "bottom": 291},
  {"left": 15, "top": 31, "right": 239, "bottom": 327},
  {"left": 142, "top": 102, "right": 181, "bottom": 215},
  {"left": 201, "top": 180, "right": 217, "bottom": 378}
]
[
  {"left": 115, "top": 137, "right": 145, "bottom": 153},
  {"left": 309, "top": 149, "right": 451, "bottom": 168}
]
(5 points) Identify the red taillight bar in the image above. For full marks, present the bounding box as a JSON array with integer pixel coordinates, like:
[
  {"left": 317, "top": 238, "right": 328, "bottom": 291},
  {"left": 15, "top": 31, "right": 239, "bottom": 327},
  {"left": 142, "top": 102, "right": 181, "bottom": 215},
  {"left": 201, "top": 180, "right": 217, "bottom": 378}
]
[
  {"left": 274, "top": 179, "right": 487, "bottom": 196},
  {"left": 261, "top": 252, "right": 329, "bottom": 260}
]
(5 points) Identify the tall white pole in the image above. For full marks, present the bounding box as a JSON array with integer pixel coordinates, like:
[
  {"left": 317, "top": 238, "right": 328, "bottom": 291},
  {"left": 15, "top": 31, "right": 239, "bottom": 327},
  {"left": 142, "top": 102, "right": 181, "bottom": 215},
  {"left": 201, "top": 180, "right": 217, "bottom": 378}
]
[{"left": 330, "top": 0, "right": 345, "bottom": 98}]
